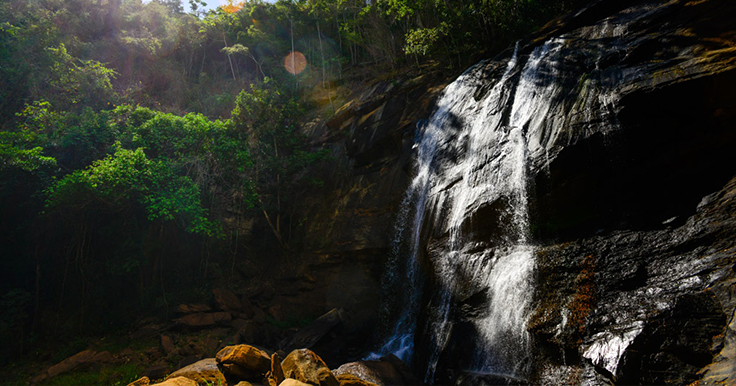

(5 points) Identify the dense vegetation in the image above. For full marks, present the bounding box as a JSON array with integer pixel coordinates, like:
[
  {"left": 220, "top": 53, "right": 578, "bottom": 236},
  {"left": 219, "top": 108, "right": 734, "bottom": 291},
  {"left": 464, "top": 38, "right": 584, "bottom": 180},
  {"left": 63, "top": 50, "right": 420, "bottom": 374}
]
[{"left": 0, "top": 0, "right": 585, "bottom": 372}]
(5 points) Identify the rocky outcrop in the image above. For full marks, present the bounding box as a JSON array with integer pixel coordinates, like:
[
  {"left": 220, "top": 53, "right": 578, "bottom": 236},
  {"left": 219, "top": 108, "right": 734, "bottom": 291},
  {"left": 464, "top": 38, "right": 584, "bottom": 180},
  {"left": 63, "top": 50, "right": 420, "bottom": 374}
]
[
  {"left": 215, "top": 344, "right": 272, "bottom": 380},
  {"left": 531, "top": 174, "right": 736, "bottom": 385},
  {"left": 281, "top": 349, "right": 340, "bottom": 386},
  {"left": 166, "top": 358, "right": 226, "bottom": 385},
  {"left": 332, "top": 355, "right": 421, "bottom": 386},
  {"left": 155, "top": 377, "right": 198, "bottom": 386},
  {"left": 175, "top": 312, "right": 232, "bottom": 328}
]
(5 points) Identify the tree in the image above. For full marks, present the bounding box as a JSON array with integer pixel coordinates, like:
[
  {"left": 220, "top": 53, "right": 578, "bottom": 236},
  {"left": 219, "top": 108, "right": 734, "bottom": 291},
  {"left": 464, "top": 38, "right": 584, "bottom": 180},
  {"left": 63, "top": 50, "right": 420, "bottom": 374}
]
[{"left": 231, "top": 80, "right": 329, "bottom": 250}]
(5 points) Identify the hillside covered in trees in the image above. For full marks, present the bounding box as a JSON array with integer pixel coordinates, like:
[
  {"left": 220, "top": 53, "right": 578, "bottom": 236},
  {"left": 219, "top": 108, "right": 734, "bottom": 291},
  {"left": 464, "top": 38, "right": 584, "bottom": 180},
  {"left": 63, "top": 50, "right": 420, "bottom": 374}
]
[{"left": 1, "top": 0, "right": 593, "bottom": 384}]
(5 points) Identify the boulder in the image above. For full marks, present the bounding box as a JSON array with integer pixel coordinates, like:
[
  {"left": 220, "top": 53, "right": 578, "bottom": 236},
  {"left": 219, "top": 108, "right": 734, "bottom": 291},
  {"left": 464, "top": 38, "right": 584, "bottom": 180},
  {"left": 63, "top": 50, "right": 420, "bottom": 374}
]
[
  {"left": 31, "top": 349, "right": 113, "bottom": 384},
  {"left": 178, "top": 355, "right": 200, "bottom": 369},
  {"left": 216, "top": 344, "right": 272, "bottom": 380},
  {"left": 236, "top": 382, "right": 254, "bottom": 386},
  {"left": 280, "top": 379, "right": 313, "bottom": 386},
  {"left": 213, "top": 288, "right": 243, "bottom": 311},
  {"left": 335, "top": 374, "right": 379, "bottom": 386},
  {"left": 286, "top": 308, "right": 344, "bottom": 351},
  {"left": 332, "top": 355, "right": 420, "bottom": 386},
  {"left": 176, "top": 312, "right": 232, "bottom": 328},
  {"left": 281, "top": 349, "right": 339, "bottom": 386},
  {"left": 152, "top": 377, "right": 198, "bottom": 386},
  {"left": 265, "top": 352, "right": 285, "bottom": 386},
  {"left": 127, "top": 376, "right": 150, "bottom": 386},
  {"left": 144, "top": 364, "right": 171, "bottom": 380},
  {"left": 161, "top": 335, "right": 176, "bottom": 356},
  {"left": 176, "top": 304, "right": 212, "bottom": 314},
  {"left": 166, "top": 358, "right": 226, "bottom": 385}
]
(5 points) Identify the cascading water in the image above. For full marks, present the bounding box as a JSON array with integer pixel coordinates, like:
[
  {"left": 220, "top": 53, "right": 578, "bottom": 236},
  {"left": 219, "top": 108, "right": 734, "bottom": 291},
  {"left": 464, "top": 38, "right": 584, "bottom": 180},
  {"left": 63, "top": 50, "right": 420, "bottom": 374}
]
[{"left": 374, "top": 38, "right": 570, "bottom": 383}]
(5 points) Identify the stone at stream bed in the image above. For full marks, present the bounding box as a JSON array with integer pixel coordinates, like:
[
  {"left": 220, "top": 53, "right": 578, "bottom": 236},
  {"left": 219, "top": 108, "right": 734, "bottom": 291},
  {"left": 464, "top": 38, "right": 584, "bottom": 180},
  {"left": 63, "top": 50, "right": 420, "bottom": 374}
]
[
  {"left": 152, "top": 377, "right": 198, "bottom": 386},
  {"left": 335, "top": 373, "right": 379, "bottom": 386},
  {"left": 127, "top": 376, "right": 150, "bottom": 386},
  {"left": 216, "top": 344, "right": 272, "bottom": 380},
  {"left": 166, "top": 358, "right": 226, "bottom": 385},
  {"left": 265, "top": 352, "right": 285, "bottom": 386},
  {"left": 281, "top": 349, "right": 339, "bottom": 386},
  {"left": 280, "top": 379, "right": 313, "bottom": 386},
  {"left": 332, "top": 355, "right": 420, "bottom": 386}
]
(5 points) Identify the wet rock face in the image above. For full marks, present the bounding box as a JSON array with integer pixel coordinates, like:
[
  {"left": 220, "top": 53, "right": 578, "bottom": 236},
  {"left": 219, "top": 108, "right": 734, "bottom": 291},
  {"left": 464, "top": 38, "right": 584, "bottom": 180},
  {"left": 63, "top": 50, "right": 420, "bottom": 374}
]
[
  {"left": 530, "top": 176, "right": 736, "bottom": 385},
  {"left": 616, "top": 293, "right": 726, "bottom": 385},
  {"left": 373, "top": 0, "right": 736, "bottom": 384},
  {"left": 513, "top": 0, "right": 736, "bottom": 383},
  {"left": 521, "top": 0, "right": 736, "bottom": 240}
]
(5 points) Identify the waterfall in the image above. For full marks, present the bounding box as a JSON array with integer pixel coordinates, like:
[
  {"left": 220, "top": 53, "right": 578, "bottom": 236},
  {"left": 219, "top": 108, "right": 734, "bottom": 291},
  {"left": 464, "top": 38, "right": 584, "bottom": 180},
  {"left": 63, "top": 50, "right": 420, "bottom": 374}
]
[{"left": 374, "top": 39, "right": 566, "bottom": 382}]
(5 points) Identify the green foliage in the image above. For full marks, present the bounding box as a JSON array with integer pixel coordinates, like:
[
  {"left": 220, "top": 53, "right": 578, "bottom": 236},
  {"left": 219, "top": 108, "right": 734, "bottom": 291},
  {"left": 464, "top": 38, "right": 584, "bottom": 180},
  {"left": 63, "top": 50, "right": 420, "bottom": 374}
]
[
  {"left": 44, "top": 44, "right": 117, "bottom": 111},
  {"left": 45, "top": 142, "right": 220, "bottom": 237},
  {"left": 231, "top": 80, "right": 331, "bottom": 248},
  {"left": 404, "top": 23, "right": 450, "bottom": 57}
]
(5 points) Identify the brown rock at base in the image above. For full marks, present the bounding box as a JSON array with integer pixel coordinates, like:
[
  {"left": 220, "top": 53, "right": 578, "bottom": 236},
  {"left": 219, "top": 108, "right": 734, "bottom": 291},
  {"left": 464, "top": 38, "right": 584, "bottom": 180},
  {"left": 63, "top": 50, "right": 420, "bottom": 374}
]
[
  {"left": 281, "top": 349, "right": 339, "bottom": 386},
  {"left": 167, "top": 358, "right": 226, "bottom": 385},
  {"left": 216, "top": 344, "right": 271, "bottom": 380},
  {"left": 336, "top": 374, "right": 379, "bottom": 386},
  {"left": 285, "top": 308, "right": 344, "bottom": 351},
  {"left": 176, "top": 312, "right": 231, "bottom": 328},
  {"left": 213, "top": 311, "right": 233, "bottom": 325},
  {"left": 161, "top": 335, "right": 176, "bottom": 356},
  {"left": 176, "top": 313, "right": 216, "bottom": 328},
  {"left": 214, "top": 288, "right": 243, "bottom": 311},
  {"left": 144, "top": 364, "right": 171, "bottom": 380},
  {"left": 152, "top": 377, "right": 198, "bottom": 386},
  {"left": 331, "top": 355, "right": 420, "bottom": 386},
  {"left": 127, "top": 376, "right": 151, "bottom": 386},
  {"left": 280, "top": 379, "right": 313, "bottom": 386},
  {"left": 93, "top": 351, "right": 114, "bottom": 363},
  {"left": 47, "top": 349, "right": 97, "bottom": 378},
  {"left": 265, "top": 352, "right": 285, "bottom": 386},
  {"left": 176, "top": 304, "right": 212, "bottom": 314},
  {"left": 31, "top": 349, "right": 112, "bottom": 384},
  {"left": 236, "top": 382, "right": 254, "bottom": 386}
]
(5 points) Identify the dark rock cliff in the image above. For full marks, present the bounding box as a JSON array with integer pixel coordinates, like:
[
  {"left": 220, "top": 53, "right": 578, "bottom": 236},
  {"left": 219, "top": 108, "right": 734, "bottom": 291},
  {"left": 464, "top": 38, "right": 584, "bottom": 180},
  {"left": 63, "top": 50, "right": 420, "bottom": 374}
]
[{"left": 513, "top": 0, "right": 736, "bottom": 384}]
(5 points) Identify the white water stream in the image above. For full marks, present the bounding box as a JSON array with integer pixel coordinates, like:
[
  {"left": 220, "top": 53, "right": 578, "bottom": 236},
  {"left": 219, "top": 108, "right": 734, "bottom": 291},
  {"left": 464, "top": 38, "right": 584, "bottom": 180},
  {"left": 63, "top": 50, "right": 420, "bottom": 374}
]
[{"left": 374, "top": 38, "right": 569, "bottom": 382}]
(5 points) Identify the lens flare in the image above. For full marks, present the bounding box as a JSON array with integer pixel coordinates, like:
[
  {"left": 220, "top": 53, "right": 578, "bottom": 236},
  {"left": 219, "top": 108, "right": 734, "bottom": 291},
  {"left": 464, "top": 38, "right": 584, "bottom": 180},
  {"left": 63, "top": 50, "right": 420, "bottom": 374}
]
[
  {"left": 284, "top": 51, "right": 307, "bottom": 75},
  {"left": 222, "top": 0, "right": 244, "bottom": 14}
]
